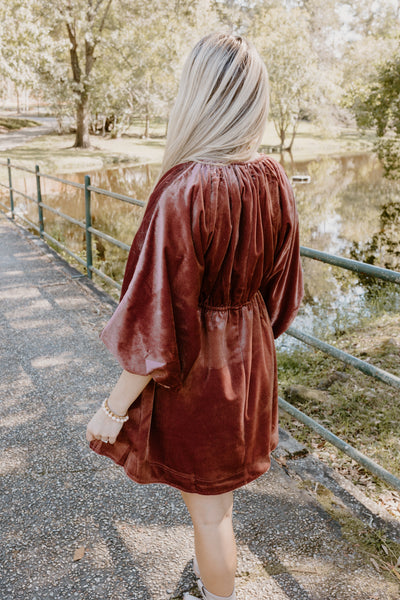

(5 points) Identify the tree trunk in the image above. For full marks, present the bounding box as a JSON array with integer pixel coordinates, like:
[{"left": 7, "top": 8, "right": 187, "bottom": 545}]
[
  {"left": 279, "top": 127, "right": 286, "bottom": 153},
  {"left": 144, "top": 105, "right": 150, "bottom": 138},
  {"left": 74, "top": 96, "right": 91, "bottom": 148},
  {"left": 64, "top": 0, "right": 113, "bottom": 148},
  {"left": 16, "top": 87, "right": 20, "bottom": 113},
  {"left": 286, "top": 118, "right": 299, "bottom": 153}
]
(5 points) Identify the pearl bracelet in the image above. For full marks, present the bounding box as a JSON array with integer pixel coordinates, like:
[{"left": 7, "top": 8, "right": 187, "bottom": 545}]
[{"left": 101, "top": 398, "right": 129, "bottom": 423}]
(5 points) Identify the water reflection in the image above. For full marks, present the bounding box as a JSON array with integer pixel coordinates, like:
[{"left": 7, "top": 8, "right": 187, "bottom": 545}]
[
  {"left": 348, "top": 182, "right": 400, "bottom": 318},
  {"left": 280, "top": 154, "right": 400, "bottom": 347},
  {"left": 2, "top": 154, "right": 399, "bottom": 342},
  {"left": 350, "top": 183, "right": 400, "bottom": 275}
]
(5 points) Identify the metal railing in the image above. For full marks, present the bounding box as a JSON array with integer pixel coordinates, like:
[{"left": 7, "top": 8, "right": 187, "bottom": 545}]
[
  {"left": 279, "top": 246, "right": 400, "bottom": 490},
  {"left": 0, "top": 158, "right": 145, "bottom": 291},
  {"left": 1, "top": 158, "right": 399, "bottom": 491}
]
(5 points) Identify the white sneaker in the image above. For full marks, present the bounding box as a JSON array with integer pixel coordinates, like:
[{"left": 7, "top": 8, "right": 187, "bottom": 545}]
[{"left": 184, "top": 577, "right": 236, "bottom": 600}]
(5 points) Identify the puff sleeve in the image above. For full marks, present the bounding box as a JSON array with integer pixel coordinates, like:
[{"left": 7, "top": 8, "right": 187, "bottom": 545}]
[
  {"left": 100, "top": 165, "right": 206, "bottom": 389},
  {"left": 260, "top": 161, "right": 304, "bottom": 338}
]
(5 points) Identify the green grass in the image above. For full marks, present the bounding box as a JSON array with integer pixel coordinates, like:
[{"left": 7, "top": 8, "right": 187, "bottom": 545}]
[
  {"left": 278, "top": 312, "right": 400, "bottom": 509},
  {"left": 0, "top": 131, "right": 163, "bottom": 175},
  {"left": 0, "top": 119, "right": 376, "bottom": 175},
  {"left": 0, "top": 117, "right": 40, "bottom": 130}
]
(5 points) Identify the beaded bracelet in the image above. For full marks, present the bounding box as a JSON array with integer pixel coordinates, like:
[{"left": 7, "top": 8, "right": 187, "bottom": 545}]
[{"left": 101, "top": 398, "right": 129, "bottom": 423}]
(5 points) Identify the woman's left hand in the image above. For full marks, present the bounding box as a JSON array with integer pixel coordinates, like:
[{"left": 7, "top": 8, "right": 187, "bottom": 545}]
[
  {"left": 86, "top": 371, "right": 152, "bottom": 445},
  {"left": 86, "top": 407, "right": 125, "bottom": 444}
]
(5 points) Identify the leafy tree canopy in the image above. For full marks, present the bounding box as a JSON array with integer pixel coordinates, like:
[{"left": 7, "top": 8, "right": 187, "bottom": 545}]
[{"left": 350, "top": 51, "right": 400, "bottom": 178}]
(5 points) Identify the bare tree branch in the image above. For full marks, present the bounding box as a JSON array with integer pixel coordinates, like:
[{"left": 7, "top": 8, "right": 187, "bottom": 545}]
[{"left": 97, "top": 0, "right": 113, "bottom": 38}]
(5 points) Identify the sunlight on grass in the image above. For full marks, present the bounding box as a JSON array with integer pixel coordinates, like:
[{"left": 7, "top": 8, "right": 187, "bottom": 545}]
[{"left": 0, "top": 120, "right": 376, "bottom": 174}]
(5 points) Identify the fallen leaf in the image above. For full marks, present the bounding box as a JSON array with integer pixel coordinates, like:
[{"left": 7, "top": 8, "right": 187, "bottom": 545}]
[
  {"left": 370, "top": 557, "right": 380, "bottom": 572},
  {"left": 73, "top": 546, "right": 85, "bottom": 561}
]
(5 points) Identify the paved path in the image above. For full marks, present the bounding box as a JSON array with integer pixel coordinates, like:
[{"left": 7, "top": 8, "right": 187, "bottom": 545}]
[
  {"left": 0, "top": 116, "right": 58, "bottom": 151},
  {"left": 0, "top": 214, "right": 399, "bottom": 600}
]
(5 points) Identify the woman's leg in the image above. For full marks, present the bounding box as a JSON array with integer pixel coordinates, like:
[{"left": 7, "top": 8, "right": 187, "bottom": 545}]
[{"left": 181, "top": 490, "right": 237, "bottom": 598}]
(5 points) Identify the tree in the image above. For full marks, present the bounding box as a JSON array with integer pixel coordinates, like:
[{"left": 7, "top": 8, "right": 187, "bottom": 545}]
[
  {"left": 340, "top": 0, "right": 400, "bottom": 39},
  {"left": 34, "top": 0, "right": 114, "bottom": 148},
  {"left": 250, "top": 4, "right": 320, "bottom": 151},
  {"left": 105, "top": 3, "right": 183, "bottom": 138},
  {"left": 211, "top": 0, "right": 255, "bottom": 33},
  {"left": 349, "top": 51, "right": 400, "bottom": 178},
  {"left": 340, "top": 0, "right": 400, "bottom": 111},
  {"left": 96, "top": 0, "right": 218, "bottom": 138},
  {"left": 0, "top": 0, "right": 45, "bottom": 112},
  {"left": 64, "top": 0, "right": 113, "bottom": 147}
]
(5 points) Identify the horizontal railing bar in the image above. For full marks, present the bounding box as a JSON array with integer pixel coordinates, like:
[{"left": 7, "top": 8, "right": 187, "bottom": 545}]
[
  {"left": 87, "top": 226, "right": 131, "bottom": 251},
  {"left": 14, "top": 213, "right": 41, "bottom": 233},
  {"left": 0, "top": 161, "right": 35, "bottom": 174},
  {"left": 300, "top": 246, "right": 400, "bottom": 284},
  {"left": 278, "top": 396, "right": 400, "bottom": 491},
  {"left": 286, "top": 326, "right": 400, "bottom": 389},
  {"left": 38, "top": 172, "right": 85, "bottom": 190},
  {"left": 4, "top": 166, "right": 399, "bottom": 292},
  {"left": 42, "top": 231, "right": 87, "bottom": 267},
  {"left": 9, "top": 188, "right": 37, "bottom": 203},
  {"left": 88, "top": 185, "right": 145, "bottom": 207},
  {"left": 0, "top": 181, "right": 11, "bottom": 190},
  {"left": 0, "top": 199, "right": 10, "bottom": 212},
  {"left": 90, "top": 265, "right": 122, "bottom": 290},
  {"left": 39, "top": 202, "right": 86, "bottom": 229}
]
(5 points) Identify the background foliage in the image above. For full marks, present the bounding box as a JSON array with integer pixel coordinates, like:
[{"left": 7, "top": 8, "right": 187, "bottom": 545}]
[{"left": 0, "top": 0, "right": 399, "bottom": 163}]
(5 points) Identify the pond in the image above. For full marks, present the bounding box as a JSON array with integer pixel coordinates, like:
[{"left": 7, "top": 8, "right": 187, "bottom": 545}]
[{"left": 5, "top": 153, "right": 400, "bottom": 348}]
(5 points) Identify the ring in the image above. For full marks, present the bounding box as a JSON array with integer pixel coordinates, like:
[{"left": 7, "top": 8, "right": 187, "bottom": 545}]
[{"left": 102, "top": 439, "right": 109, "bottom": 443}]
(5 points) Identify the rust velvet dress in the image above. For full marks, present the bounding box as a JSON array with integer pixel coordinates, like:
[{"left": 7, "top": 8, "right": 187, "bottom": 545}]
[{"left": 89, "top": 154, "right": 303, "bottom": 495}]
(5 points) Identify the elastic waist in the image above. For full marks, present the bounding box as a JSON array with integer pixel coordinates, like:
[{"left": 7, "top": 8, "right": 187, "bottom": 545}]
[{"left": 198, "top": 291, "right": 260, "bottom": 312}]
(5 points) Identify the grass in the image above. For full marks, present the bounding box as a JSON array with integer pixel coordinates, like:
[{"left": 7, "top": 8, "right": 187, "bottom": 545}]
[
  {"left": 260, "top": 121, "right": 375, "bottom": 162},
  {"left": 300, "top": 480, "right": 400, "bottom": 586},
  {"left": 278, "top": 311, "right": 400, "bottom": 514},
  {"left": 0, "top": 117, "right": 41, "bottom": 130},
  {"left": 0, "top": 119, "right": 376, "bottom": 175},
  {"left": 0, "top": 132, "right": 146, "bottom": 175}
]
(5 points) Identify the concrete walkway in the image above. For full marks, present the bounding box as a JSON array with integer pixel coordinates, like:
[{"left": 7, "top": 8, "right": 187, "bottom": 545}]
[{"left": 0, "top": 214, "right": 399, "bottom": 600}]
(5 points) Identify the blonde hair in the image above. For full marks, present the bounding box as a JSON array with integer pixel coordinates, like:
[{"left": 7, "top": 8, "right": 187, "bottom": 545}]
[{"left": 160, "top": 33, "right": 269, "bottom": 177}]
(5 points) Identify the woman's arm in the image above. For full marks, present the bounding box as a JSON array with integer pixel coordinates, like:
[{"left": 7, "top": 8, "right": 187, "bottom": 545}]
[
  {"left": 86, "top": 370, "right": 152, "bottom": 444},
  {"left": 107, "top": 370, "right": 152, "bottom": 415}
]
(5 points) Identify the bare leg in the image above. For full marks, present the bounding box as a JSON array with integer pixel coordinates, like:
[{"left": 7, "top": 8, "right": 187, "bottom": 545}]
[{"left": 181, "top": 490, "right": 237, "bottom": 597}]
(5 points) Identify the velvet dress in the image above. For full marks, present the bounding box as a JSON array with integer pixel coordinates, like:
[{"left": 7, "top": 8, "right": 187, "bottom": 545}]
[{"left": 89, "top": 154, "right": 303, "bottom": 494}]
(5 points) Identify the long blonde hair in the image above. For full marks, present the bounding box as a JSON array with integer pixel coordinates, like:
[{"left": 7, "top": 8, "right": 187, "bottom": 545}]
[{"left": 160, "top": 33, "right": 269, "bottom": 177}]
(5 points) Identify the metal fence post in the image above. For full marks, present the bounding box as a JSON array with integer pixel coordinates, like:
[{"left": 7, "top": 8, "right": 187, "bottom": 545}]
[
  {"left": 35, "top": 165, "right": 44, "bottom": 237},
  {"left": 7, "top": 158, "right": 14, "bottom": 219},
  {"left": 84, "top": 175, "right": 93, "bottom": 279}
]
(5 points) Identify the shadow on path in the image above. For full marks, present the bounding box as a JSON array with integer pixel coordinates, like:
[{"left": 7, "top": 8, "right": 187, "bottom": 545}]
[{"left": 0, "top": 216, "right": 399, "bottom": 600}]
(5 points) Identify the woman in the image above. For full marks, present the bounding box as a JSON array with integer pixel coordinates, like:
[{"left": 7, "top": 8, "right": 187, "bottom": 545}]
[{"left": 86, "top": 33, "right": 303, "bottom": 600}]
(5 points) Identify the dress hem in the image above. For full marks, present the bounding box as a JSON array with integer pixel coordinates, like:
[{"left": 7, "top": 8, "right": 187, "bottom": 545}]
[{"left": 89, "top": 439, "right": 277, "bottom": 495}]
